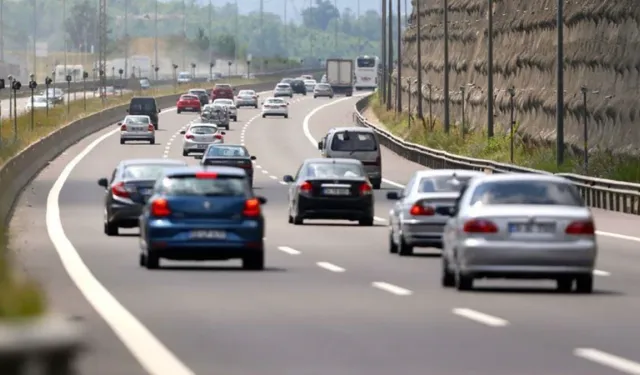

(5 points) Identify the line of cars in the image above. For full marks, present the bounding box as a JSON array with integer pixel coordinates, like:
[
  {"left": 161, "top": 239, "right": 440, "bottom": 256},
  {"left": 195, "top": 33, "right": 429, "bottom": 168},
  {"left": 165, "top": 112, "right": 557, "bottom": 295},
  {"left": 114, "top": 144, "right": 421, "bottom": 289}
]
[{"left": 273, "top": 75, "right": 334, "bottom": 99}]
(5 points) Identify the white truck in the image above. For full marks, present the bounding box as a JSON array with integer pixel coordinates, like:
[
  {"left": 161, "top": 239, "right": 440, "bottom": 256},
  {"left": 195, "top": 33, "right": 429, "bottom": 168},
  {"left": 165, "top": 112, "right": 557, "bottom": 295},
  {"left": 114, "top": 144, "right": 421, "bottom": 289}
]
[{"left": 325, "top": 58, "right": 353, "bottom": 96}]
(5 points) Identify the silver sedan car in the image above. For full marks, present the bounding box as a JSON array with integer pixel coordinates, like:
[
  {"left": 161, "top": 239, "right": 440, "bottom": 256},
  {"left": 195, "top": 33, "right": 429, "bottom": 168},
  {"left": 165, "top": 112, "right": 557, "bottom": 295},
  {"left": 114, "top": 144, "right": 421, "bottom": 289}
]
[
  {"left": 181, "top": 123, "right": 225, "bottom": 156},
  {"left": 387, "top": 169, "right": 485, "bottom": 255},
  {"left": 441, "top": 174, "right": 597, "bottom": 293},
  {"left": 119, "top": 115, "right": 155, "bottom": 144},
  {"left": 273, "top": 83, "right": 293, "bottom": 97},
  {"left": 313, "top": 83, "right": 334, "bottom": 98},
  {"left": 235, "top": 89, "right": 258, "bottom": 108}
]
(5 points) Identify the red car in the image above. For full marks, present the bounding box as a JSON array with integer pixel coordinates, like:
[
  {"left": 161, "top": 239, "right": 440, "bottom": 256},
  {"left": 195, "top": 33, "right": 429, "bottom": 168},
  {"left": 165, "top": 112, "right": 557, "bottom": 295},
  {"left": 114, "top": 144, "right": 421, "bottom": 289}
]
[
  {"left": 211, "top": 84, "right": 234, "bottom": 101},
  {"left": 176, "top": 94, "right": 201, "bottom": 114}
]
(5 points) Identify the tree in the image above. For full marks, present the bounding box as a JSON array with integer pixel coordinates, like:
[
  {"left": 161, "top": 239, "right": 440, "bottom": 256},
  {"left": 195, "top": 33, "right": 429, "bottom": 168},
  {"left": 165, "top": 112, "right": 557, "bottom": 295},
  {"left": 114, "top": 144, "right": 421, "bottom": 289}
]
[
  {"left": 301, "top": 0, "right": 340, "bottom": 30},
  {"left": 64, "top": 0, "right": 99, "bottom": 50}
]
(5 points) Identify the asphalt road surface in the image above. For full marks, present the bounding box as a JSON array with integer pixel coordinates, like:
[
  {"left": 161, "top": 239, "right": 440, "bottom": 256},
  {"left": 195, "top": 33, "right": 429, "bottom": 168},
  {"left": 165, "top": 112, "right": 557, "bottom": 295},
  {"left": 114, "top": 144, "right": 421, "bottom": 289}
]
[{"left": 9, "top": 90, "right": 640, "bottom": 375}]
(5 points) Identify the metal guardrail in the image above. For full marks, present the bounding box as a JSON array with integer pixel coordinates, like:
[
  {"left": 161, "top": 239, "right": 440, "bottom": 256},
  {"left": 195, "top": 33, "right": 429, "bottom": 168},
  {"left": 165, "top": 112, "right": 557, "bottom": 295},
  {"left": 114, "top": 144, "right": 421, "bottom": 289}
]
[{"left": 353, "top": 94, "right": 640, "bottom": 215}]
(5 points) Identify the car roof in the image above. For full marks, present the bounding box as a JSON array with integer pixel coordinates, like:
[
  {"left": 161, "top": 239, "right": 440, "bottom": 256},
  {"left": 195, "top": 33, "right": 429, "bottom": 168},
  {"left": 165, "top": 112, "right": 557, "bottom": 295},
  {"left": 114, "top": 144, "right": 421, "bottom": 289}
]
[
  {"left": 189, "top": 123, "right": 218, "bottom": 127},
  {"left": 304, "top": 158, "right": 362, "bottom": 165},
  {"left": 120, "top": 158, "right": 186, "bottom": 166},
  {"left": 276, "top": 83, "right": 290, "bottom": 86},
  {"left": 265, "top": 96, "right": 284, "bottom": 100},
  {"left": 469, "top": 173, "right": 568, "bottom": 185},
  {"left": 412, "top": 169, "right": 487, "bottom": 179},
  {"left": 163, "top": 166, "right": 247, "bottom": 177},
  {"left": 329, "top": 126, "right": 375, "bottom": 134}
]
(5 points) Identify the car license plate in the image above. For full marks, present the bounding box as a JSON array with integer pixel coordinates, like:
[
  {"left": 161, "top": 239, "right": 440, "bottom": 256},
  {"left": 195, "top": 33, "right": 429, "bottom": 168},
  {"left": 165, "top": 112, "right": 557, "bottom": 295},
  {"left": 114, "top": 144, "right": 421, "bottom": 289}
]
[
  {"left": 197, "top": 144, "right": 208, "bottom": 149},
  {"left": 509, "top": 223, "right": 555, "bottom": 233},
  {"left": 323, "top": 188, "right": 350, "bottom": 196},
  {"left": 185, "top": 107, "right": 192, "bottom": 110},
  {"left": 130, "top": 126, "right": 144, "bottom": 132},
  {"left": 189, "top": 230, "right": 226, "bottom": 239},
  {"left": 139, "top": 188, "right": 153, "bottom": 195}
]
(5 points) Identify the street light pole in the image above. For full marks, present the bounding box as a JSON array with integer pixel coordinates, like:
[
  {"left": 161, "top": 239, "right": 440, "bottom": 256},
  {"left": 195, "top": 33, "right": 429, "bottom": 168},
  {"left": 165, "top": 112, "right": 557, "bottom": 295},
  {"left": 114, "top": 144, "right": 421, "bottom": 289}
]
[
  {"left": 124, "top": 0, "right": 129, "bottom": 77},
  {"left": 208, "top": 0, "right": 212, "bottom": 73},
  {"left": 415, "top": 0, "right": 423, "bottom": 119},
  {"left": 380, "top": 0, "right": 387, "bottom": 104},
  {"left": 63, "top": 0, "right": 67, "bottom": 80},
  {"left": 0, "top": 0, "right": 4, "bottom": 61},
  {"left": 154, "top": 0, "right": 158, "bottom": 76},
  {"left": 386, "top": 0, "right": 393, "bottom": 111},
  {"left": 443, "top": 0, "right": 450, "bottom": 133},
  {"left": 581, "top": 86, "right": 588, "bottom": 173},
  {"left": 396, "top": 0, "right": 402, "bottom": 112},
  {"left": 182, "top": 0, "right": 186, "bottom": 71},
  {"left": 487, "top": 0, "right": 494, "bottom": 138},
  {"left": 556, "top": 0, "right": 565, "bottom": 166},
  {"left": 32, "top": 0, "right": 36, "bottom": 77}
]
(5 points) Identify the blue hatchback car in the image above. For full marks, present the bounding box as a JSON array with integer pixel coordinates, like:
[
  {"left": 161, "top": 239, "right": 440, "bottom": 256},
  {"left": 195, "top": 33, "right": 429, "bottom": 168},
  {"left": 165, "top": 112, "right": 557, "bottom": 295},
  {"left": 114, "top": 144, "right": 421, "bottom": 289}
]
[{"left": 138, "top": 166, "right": 267, "bottom": 270}]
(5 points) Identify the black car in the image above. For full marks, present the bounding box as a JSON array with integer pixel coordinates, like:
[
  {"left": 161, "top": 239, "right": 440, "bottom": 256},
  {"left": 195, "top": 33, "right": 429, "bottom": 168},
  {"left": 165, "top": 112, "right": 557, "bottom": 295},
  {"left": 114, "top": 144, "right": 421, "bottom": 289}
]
[
  {"left": 199, "top": 144, "right": 256, "bottom": 186},
  {"left": 282, "top": 158, "right": 374, "bottom": 225},
  {"left": 97, "top": 158, "right": 188, "bottom": 236},
  {"left": 290, "top": 79, "right": 307, "bottom": 95},
  {"left": 188, "top": 88, "right": 210, "bottom": 107},
  {"left": 127, "top": 97, "right": 161, "bottom": 129}
]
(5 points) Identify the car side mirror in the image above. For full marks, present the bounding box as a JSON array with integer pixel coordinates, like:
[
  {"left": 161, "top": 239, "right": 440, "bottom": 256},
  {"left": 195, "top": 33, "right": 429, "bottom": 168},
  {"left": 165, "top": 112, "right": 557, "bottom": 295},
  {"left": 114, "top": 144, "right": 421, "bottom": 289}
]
[
  {"left": 386, "top": 191, "right": 400, "bottom": 200},
  {"left": 97, "top": 178, "right": 108, "bottom": 188},
  {"left": 250, "top": 155, "right": 256, "bottom": 160},
  {"left": 283, "top": 175, "right": 294, "bottom": 183},
  {"left": 158, "top": 109, "right": 161, "bottom": 113},
  {"left": 286, "top": 102, "right": 290, "bottom": 105},
  {"left": 117, "top": 122, "right": 122, "bottom": 126},
  {"left": 317, "top": 141, "right": 323, "bottom": 150},
  {"left": 257, "top": 196, "right": 267, "bottom": 204},
  {"left": 220, "top": 131, "right": 226, "bottom": 135}
]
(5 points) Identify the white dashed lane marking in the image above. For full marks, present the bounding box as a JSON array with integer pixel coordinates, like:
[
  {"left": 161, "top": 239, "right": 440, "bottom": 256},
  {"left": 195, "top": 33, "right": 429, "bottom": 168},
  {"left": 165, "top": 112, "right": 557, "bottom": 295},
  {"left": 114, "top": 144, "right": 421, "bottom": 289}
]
[
  {"left": 278, "top": 246, "right": 301, "bottom": 255},
  {"left": 371, "top": 282, "right": 413, "bottom": 296},
  {"left": 316, "top": 262, "right": 345, "bottom": 273},
  {"left": 452, "top": 308, "right": 509, "bottom": 327},
  {"left": 575, "top": 348, "right": 640, "bottom": 374}
]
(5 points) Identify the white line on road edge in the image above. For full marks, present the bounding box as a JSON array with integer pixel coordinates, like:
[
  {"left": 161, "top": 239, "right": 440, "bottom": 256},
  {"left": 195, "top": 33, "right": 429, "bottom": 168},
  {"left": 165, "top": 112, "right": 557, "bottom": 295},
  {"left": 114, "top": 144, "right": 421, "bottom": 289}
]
[
  {"left": 372, "top": 281, "right": 413, "bottom": 296},
  {"left": 575, "top": 348, "right": 640, "bottom": 374},
  {"left": 316, "top": 262, "right": 346, "bottom": 272},
  {"left": 594, "top": 269, "right": 611, "bottom": 276},
  {"left": 374, "top": 216, "right": 387, "bottom": 223},
  {"left": 452, "top": 308, "right": 509, "bottom": 327},
  {"left": 278, "top": 246, "right": 301, "bottom": 255},
  {"left": 46, "top": 109, "right": 195, "bottom": 375}
]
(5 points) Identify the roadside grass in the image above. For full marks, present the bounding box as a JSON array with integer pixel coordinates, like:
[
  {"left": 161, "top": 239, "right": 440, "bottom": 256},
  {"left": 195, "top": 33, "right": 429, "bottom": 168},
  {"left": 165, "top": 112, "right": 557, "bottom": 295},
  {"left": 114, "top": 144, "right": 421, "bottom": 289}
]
[
  {"left": 369, "top": 92, "right": 640, "bottom": 182},
  {"left": 0, "top": 76, "right": 275, "bottom": 317}
]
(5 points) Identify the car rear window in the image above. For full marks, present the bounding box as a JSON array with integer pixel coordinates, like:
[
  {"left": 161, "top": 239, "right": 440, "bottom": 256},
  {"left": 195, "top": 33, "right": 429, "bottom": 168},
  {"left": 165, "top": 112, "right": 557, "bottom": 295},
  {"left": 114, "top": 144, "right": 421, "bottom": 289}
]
[
  {"left": 214, "top": 85, "right": 231, "bottom": 90},
  {"left": 469, "top": 180, "right": 584, "bottom": 206},
  {"left": 330, "top": 131, "right": 378, "bottom": 151},
  {"left": 306, "top": 163, "right": 365, "bottom": 178},
  {"left": 123, "top": 164, "right": 173, "bottom": 180},
  {"left": 207, "top": 145, "right": 248, "bottom": 157},
  {"left": 266, "top": 98, "right": 285, "bottom": 104},
  {"left": 125, "top": 116, "right": 149, "bottom": 125},
  {"left": 239, "top": 90, "right": 254, "bottom": 95},
  {"left": 190, "top": 90, "right": 206, "bottom": 94},
  {"left": 162, "top": 176, "right": 247, "bottom": 196},
  {"left": 418, "top": 176, "right": 474, "bottom": 193},
  {"left": 180, "top": 95, "right": 198, "bottom": 100},
  {"left": 129, "top": 98, "right": 156, "bottom": 112},
  {"left": 276, "top": 84, "right": 289, "bottom": 88},
  {"left": 190, "top": 126, "right": 217, "bottom": 134}
]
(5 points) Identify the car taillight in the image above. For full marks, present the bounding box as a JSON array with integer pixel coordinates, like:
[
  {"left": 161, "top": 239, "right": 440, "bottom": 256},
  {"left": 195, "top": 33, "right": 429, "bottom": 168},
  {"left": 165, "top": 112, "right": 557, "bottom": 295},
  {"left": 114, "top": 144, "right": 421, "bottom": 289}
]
[
  {"left": 299, "top": 181, "right": 312, "bottom": 193},
  {"left": 195, "top": 171, "right": 218, "bottom": 178},
  {"left": 111, "top": 182, "right": 130, "bottom": 198},
  {"left": 147, "top": 124, "right": 154, "bottom": 131},
  {"left": 243, "top": 198, "right": 261, "bottom": 217},
  {"left": 214, "top": 134, "right": 223, "bottom": 139},
  {"left": 463, "top": 219, "right": 498, "bottom": 233},
  {"left": 151, "top": 198, "right": 171, "bottom": 217},
  {"left": 359, "top": 183, "right": 372, "bottom": 195},
  {"left": 185, "top": 134, "right": 194, "bottom": 139},
  {"left": 410, "top": 204, "right": 434, "bottom": 216},
  {"left": 565, "top": 220, "right": 595, "bottom": 235},
  {"left": 120, "top": 124, "right": 127, "bottom": 131}
]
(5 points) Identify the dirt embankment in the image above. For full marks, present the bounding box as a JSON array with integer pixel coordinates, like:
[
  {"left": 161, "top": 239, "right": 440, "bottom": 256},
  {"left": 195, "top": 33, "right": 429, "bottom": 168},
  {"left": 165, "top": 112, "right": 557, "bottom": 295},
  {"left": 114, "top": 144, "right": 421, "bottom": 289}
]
[{"left": 396, "top": 0, "right": 640, "bottom": 150}]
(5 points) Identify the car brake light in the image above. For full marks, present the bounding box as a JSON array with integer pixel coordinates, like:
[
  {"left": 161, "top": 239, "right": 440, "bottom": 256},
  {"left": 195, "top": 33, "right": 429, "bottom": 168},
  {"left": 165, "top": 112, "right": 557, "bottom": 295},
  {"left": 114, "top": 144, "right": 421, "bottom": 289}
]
[
  {"left": 565, "top": 220, "right": 595, "bottom": 235},
  {"left": 147, "top": 124, "right": 154, "bottom": 131},
  {"left": 120, "top": 124, "right": 127, "bottom": 131},
  {"left": 463, "top": 219, "right": 498, "bottom": 233},
  {"left": 185, "top": 134, "right": 194, "bottom": 139},
  {"left": 111, "top": 182, "right": 130, "bottom": 198},
  {"left": 410, "top": 203, "right": 434, "bottom": 215},
  {"left": 214, "top": 134, "right": 223, "bottom": 139},
  {"left": 151, "top": 198, "right": 171, "bottom": 217},
  {"left": 243, "top": 198, "right": 261, "bottom": 217},
  {"left": 359, "top": 183, "right": 372, "bottom": 195},
  {"left": 299, "top": 181, "right": 312, "bottom": 192},
  {"left": 195, "top": 171, "right": 218, "bottom": 179}
]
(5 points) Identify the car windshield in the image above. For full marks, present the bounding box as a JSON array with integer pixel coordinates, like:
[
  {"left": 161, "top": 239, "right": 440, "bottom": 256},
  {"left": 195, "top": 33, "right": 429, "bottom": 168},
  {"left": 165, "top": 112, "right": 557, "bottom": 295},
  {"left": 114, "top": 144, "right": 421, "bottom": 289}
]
[
  {"left": 304, "top": 80, "right": 316, "bottom": 85},
  {"left": 357, "top": 57, "right": 376, "bottom": 68},
  {"left": 207, "top": 145, "right": 248, "bottom": 157},
  {"left": 140, "top": 79, "right": 150, "bottom": 85},
  {"left": 469, "top": 180, "right": 584, "bottom": 206},
  {"left": 239, "top": 90, "right": 254, "bottom": 96},
  {"left": 162, "top": 176, "right": 247, "bottom": 197},
  {"left": 305, "top": 162, "right": 365, "bottom": 178},
  {"left": 123, "top": 164, "right": 173, "bottom": 180},
  {"left": 124, "top": 116, "right": 149, "bottom": 125},
  {"left": 190, "top": 126, "right": 217, "bottom": 134},
  {"left": 215, "top": 85, "right": 231, "bottom": 90},
  {"left": 180, "top": 95, "right": 198, "bottom": 100},
  {"left": 330, "top": 131, "right": 378, "bottom": 151},
  {"left": 418, "top": 176, "right": 474, "bottom": 193},
  {"left": 276, "top": 84, "right": 289, "bottom": 89}
]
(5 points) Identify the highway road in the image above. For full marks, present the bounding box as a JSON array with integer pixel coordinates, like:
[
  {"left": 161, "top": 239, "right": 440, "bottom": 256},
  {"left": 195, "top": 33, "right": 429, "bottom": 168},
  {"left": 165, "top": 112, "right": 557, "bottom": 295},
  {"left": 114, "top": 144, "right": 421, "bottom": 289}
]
[{"left": 9, "top": 89, "right": 640, "bottom": 374}]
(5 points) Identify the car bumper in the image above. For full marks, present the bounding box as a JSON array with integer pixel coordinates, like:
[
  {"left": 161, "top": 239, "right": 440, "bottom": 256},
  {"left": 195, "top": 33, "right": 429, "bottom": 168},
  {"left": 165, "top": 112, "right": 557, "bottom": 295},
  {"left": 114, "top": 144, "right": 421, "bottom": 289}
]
[
  {"left": 456, "top": 239, "right": 597, "bottom": 277},
  {"left": 109, "top": 203, "right": 143, "bottom": 227},
  {"left": 298, "top": 195, "right": 373, "bottom": 220},
  {"left": 177, "top": 106, "right": 200, "bottom": 112},
  {"left": 236, "top": 100, "right": 257, "bottom": 106},
  {"left": 401, "top": 219, "right": 447, "bottom": 248},
  {"left": 183, "top": 139, "right": 222, "bottom": 151},
  {"left": 314, "top": 92, "right": 333, "bottom": 96},
  {"left": 274, "top": 92, "right": 292, "bottom": 97},
  {"left": 262, "top": 109, "right": 287, "bottom": 115},
  {"left": 120, "top": 132, "right": 154, "bottom": 140}
]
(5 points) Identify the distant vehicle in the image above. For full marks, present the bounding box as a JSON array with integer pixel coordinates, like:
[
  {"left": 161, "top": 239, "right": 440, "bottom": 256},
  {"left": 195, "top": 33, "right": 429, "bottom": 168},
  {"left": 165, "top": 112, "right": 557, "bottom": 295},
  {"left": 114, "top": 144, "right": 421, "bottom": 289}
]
[
  {"left": 127, "top": 96, "right": 160, "bottom": 130},
  {"left": 300, "top": 74, "right": 314, "bottom": 80},
  {"left": 280, "top": 78, "right": 295, "bottom": 85},
  {"left": 177, "top": 71, "right": 192, "bottom": 84},
  {"left": 25, "top": 96, "right": 51, "bottom": 110},
  {"left": 212, "top": 98, "right": 237, "bottom": 121},
  {"left": 261, "top": 97, "right": 289, "bottom": 118},
  {"left": 200, "top": 144, "right": 256, "bottom": 187},
  {"left": 313, "top": 83, "right": 333, "bottom": 98},
  {"left": 201, "top": 104, "right": 230, "bottom": 129},
  {"left": 303, "top": 79, "right": 317, "bottom": 92},
  {"left": 211, "top": 83, "right": 234, "bottom": 101},
  {"left": 119, "top": 115, "right": 156, "bottom": 144},
  {"left": 235, "top": 89, "right": 258, "bottom": 108},
  {"left": 97, "top": 158, "right": 187, "bottom": 236},
  {"left": 441, "top": 173, "right": 597, "bottom": 293},
  {"left": 176, "top": 94, "right": 201, "bottom": 114},
  {"left": 325, "top": 58, "right": 353, "bottom": 96},
  {"left": 39, "top": 88, "right": 64, "bottom": 103},
  {"left": 282, "top": 158, "right": 374, "bottom": 226},
  {"left": 273, "top": 83, "right": 293, "bottom": 98},
  {"left": 242, "top": 73, "right": 256, "bottom": 79},
  {"left": 354, "top": 55, "right": 379, "bottom": 91},
  {"left": 139, "top": 78, "right": 151, "bottom": 90},
  {"left": 138, "top": 166, "right": 267, "bottom": 270},
  {"left": 290, "top": 79, "right": 307, "bottom": 95},
  {"left": 188, "top": 88, "right": 210, "bottom": 107},
  {"left": 181, "top": 123, "right": 226, "bottom": 156},
  {"left": 97, "top": 86, "right": 116, "bottom": 97}
]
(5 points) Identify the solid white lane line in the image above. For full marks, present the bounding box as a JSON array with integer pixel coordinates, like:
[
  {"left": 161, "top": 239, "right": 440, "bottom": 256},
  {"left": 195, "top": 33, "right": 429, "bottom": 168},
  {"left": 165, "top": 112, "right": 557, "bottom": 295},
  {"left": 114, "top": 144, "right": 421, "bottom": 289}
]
[
  {"left": 371, "top": 282, "right": 413, "bottom": 296},
  {"left": 278, "top": 181, "right": 287, "bottom": 185},
  {"left": 316, "top": 262, "right": 345, "bottom": 272},
  {"left": 575, "top": 348, "right": 640, "bottom": 374},
  {"left": 594, "top": 269, "right": 611, "bottom": 276},
  {"left": 46, "top": 109, "right": 195, "bottom": 375},
  {"left": 452, "top": 308, "right": 509, "bottom": 327},
  {"left": 255, "top": 165, "right": 262, "bottom": 169},
  {"left": 278, "top": 246, "right": 301, "bottom": 255},
  {"left": 374, "top": 216, "right": 387, "bottom": 222},
  {"left": 269, "top": 175, "right": 277, "bottom": 180}
]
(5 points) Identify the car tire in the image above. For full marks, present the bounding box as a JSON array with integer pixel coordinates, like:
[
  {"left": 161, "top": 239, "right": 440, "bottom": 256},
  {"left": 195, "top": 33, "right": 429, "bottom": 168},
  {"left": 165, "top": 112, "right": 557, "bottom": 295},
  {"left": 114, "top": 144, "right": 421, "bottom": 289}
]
[
  {"left": 330, "top": 96, "right": 334, "bottom": 99},
  {"left": 556, "top": 277, "right": 573, "bottom": 292},
  {"left": 293, "top": 209, "right": 304, "bottom": 225},
  {"left": 149, "top": 138, "right": 155, "bottom": 144},
  {"left": 242, "top": 251, "right": 265, "bottom": 270},
  {"left": 139, "top": 253, "right": 146, "bottom": 267},
  {"left": 144, "top": 253, "right": 159, "bottom": 269},
  {"left": 284, "top": 114, "right": 288, "bottom": 118},
  {"left": 455, "top": 271, "right": 473, "bottom": 291},
  {"left": 359, "top": 217, "right": 374, "bottom": 226},
  {"left": 397, "top": 235, "right": 414, "bottom": 256},
  {"left": 314, "top": 95, "right": 317, "bottom": 98},
  {"left": 262, "top": 114, "right": 266, "bottom": 118},
  {"left": 371, "top": 179, "right": 382, "bottom": 189},
  {"left": 288, "top": 214, "right": 293, "bottom": 224},
  {"left": 104, "top": 221, "right": 118, "bottom": 236},
  {"left": 254, "top": 104, "right": 258, "bottom": 108},
  {"left": 177, "top": 109, "right": 181, "bottom": 114},
  {"left": 233, "top": 117, "right": 237, "bottom": 122},
  {"left": 182, "top": 150, "right": 188, "bottom": 156},
  {"left": 120, "top": 139, "right": 125, "bottom": 144},
  {"left": 441, "top": 256, "right": 455, "bottom": 287},
  {"left": 575, "top": 275, "right": 593, "bottom": 293},
  {"left": 388, "top": 232, "right": 398, "bottom": 254}
]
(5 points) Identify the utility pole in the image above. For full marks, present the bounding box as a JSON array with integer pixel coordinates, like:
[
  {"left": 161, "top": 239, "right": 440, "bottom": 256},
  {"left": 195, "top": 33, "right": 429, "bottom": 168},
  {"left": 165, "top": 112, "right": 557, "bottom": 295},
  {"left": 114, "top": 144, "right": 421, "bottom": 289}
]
[
  {"left": 396, "top": 0, "right": 401, "bottom": 112},
  {"left": 334, "top": 0, "right": 338, "bottom": 51},
  {"left": 443, "top": 0, "right": 450, "bottom": 133},
  {"left": 63, "top": 0, "right": 67, "bottom": 79},
  {"left": 357, "top": 0, "right": 360, "bottom": 52},
  {"left": 386, "top": 0, "right": 393, "bottom": 111},
  {"left": 284, "top": 0, "right": 287, "bottom": 55},
  {"left": 99, "top": 0, "right": 106, "bottom": 97},
  {"left": 32, "top": 0, "right": 36, "bottom": 77},
  {"left": 380, "top": 0, "right": 386, "bottom": 104},
  {"left": 0, "top": 0, "right": 4, "bottom": 61},
  {"left": 234, "top": 0, "right": 238, "bottom": 74},
  {"left": 415, "top": 0, "right": 423, "bottom": 118},
  {"left": 124, "top": 0, "right": 129, "bottom": 77},
  {"left": 556, "top": 0, "right": 565, "bottom": 165},
  {"left": 182, "top": 0, "right": 186, "bottom": 71},
  {"left": 208, "top": 0, "right": 212, "bottom": 66},
  {"left": 154, "top": 0, "right": 158, "bottom": 76},
  {"left": 487, "top": 0, "right": 494, "bottom": 137},
  {"left": 309, "top": 0, "right": 313, "bottom": 58},
  {"left": 259, "top": 0, "right": 263, "bottom": 69}
]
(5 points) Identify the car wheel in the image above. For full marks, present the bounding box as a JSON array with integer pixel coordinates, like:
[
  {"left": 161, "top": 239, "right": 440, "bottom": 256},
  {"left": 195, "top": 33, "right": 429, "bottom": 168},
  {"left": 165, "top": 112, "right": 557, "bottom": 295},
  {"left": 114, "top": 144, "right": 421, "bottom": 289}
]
[
  {"left": 262, "top": 114, "right": 266, "bottom": 118},
  {"left": 398, "top": 236, "right": 414, "bottom": 256},
  {"left": 182, "top": 150, "right": 188, "bottom": 156},
  {"left": 388, "top": 232, "right": 398, "bottom": 254},
  {"left": 177, "top": 109, "right": 181, "bottom": 114},
  {"left": 330, "top": 96, "right": 334, "bottom": 99},
  {"left": 575, "top": 275, "right": 593, "bottom": 293},
  {"left": 556, "top": 277, "right": 573, "bottom": 292},
  {"left": 139, "top": 253, "right": 146, "bottom": 267},
  {"left": 371, "top": 179, "right": 382, "bottom": 189},
  {"left": 358, "top": 217, "right": 374, "bottom": 226},
  {"left": 233, "top": 117, "right": 237, "bottom": 122},
  {"left": 288, "top": 214, "right": 293, "bottom": 223},
  {"left": 293, "top": 208, "right": 304, "bottom": 225},
  {"left": 284, "top": 114, "right": 288, "bottom": 118},
  {"left": 104, "top": 221, "right": 118, "bottom": 236},
  {"left": 120, "top": 139, "right": 125, "bottom": 144},
  {"left": 144, "top": 253, "right": 159, "bottom": 269},
  {"left": 314, "top": 95, "right": 317, "bottom": 98},
  {"left": 242, "top": 251, "right": 265, "bottom": 270},
  {"left": 254, "top": 104, "right": 258, "bottom": 108},
  {"left": 455, "top": 270, "right": 473, "bottom": 291},
  {"left": 149, "top": 138, "right": 155, "bottom": 144},
  {"left": 441, "top": 256, "right": 455, "bottom": 287}
]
